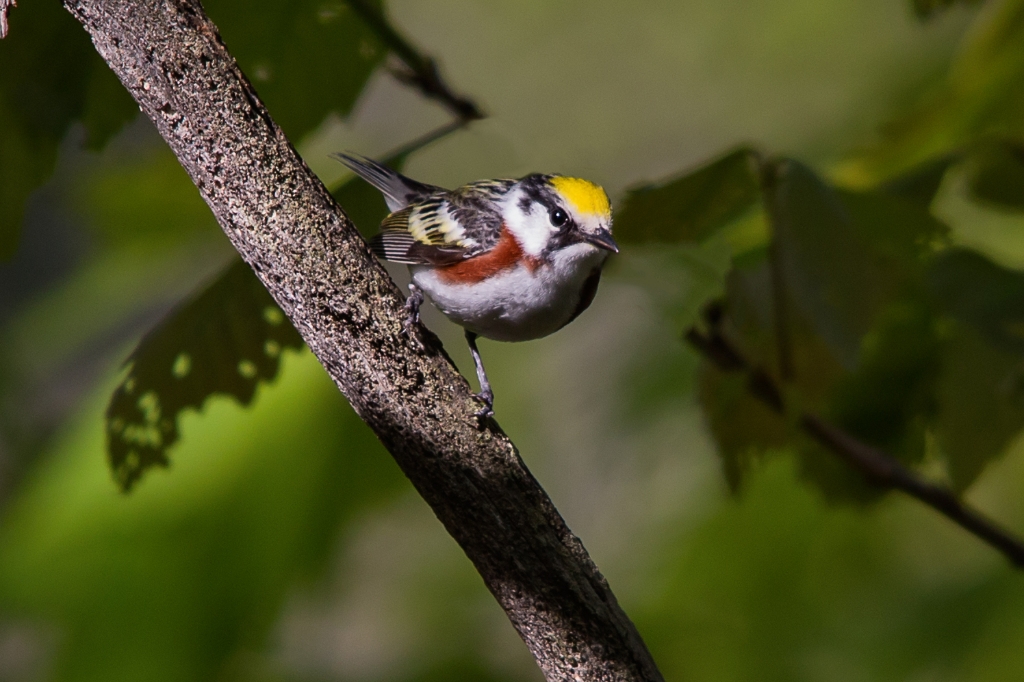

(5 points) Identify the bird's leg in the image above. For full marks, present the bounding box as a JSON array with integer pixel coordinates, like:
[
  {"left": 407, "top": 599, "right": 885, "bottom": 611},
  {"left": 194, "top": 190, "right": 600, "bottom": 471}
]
[
  {"left": 402, "top": 282, "right": 425, "bottom": 350},
  {"left": 465, "top": 330, "right": 494, "bottom": 419}
]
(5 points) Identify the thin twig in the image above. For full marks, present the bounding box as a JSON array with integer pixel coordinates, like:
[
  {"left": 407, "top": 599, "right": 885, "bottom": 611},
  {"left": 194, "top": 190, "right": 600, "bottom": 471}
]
[
  {"left": 329, "top": 119, "right": 469, "bottom": 195},
  {"left": 379, "top": 117, "right": 470, "bottom": 162},
  {"left": 344, "top": 0, "right": 484, "bottom": 122},
  {"left": 1, "top": 0, "right": 16, "bottom": 39},
  {"left": 685, "top": 320, "right": 1024, "bottom": 569}
]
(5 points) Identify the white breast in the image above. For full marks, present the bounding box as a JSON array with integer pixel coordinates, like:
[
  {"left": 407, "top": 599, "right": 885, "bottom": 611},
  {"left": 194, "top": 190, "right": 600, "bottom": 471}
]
[{"left": 411, "top": 243, "right": 607, "bottom": 342}]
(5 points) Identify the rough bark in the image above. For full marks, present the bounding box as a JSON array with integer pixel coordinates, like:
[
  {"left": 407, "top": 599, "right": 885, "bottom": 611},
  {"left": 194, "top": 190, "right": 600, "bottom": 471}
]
[{"left": 62, "top": 1, "right": 664, "bottom": 680}]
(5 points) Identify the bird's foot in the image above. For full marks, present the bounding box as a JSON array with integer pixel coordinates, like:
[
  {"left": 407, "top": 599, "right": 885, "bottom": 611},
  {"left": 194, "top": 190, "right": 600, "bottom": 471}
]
[{"left": 472, "top": 389, "right": 494, "bottom": 420}]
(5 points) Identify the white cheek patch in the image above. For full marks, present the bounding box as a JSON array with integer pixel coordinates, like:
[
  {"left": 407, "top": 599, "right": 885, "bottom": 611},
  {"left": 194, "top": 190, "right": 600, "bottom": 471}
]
[{"left": 503, "top": 191, "right": 554, "bottom": 258}]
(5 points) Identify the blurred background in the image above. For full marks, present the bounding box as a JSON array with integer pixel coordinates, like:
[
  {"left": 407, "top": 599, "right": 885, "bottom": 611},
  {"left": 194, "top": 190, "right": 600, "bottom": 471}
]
[{"left": 3, "top": 0, "right": 1024, "bottom": 680}]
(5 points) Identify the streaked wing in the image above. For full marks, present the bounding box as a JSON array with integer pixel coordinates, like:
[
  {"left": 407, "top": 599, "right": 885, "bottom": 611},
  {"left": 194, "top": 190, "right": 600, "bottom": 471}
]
[
  {"left": 368, "top": 178, "right": 516, "bottom": 265},
  {"left": 447, "top": 179, "right": 515, "bottom": 249},
  {"left": 369, "top": 205, "right": 471, "bottom": 265}
]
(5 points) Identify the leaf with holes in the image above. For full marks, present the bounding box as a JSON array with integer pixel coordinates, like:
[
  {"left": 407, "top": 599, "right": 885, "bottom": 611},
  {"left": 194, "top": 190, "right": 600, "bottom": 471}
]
[
  {"left": 105, "top": 162, "right": 403, "bottom": 491},
  {"left": 106, "top": 259, "right": 304, "bottom": 491},
  {"left": 615, "top": 147, "right": 762, "bottom": 245}
]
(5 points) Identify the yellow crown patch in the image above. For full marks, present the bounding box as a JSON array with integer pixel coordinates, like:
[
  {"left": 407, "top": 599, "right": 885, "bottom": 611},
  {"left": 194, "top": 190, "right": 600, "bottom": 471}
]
[{"left": 550, "top": 176, "right": 611, "bottom": 218}]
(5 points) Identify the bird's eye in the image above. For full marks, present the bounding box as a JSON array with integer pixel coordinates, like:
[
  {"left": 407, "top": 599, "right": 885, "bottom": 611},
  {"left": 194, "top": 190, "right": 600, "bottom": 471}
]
[{"left": 549, "top": 208, "right": 569, "bottom": 227}]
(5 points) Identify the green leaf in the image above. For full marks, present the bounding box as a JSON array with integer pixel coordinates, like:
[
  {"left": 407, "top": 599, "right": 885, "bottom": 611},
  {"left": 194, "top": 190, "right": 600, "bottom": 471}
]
[
  {"left": 935, "top": 322, "right": 1024, "bottom": 490},
  {"left": 878, "top": 154, "right": 958, "bottom": 208},
  {"left": 207, "top": 0, "right": 386, "bottom": 141},
  {"left": 828, "top": 300, "right": 941, "bottom": 464},
  {"left": 699, "top": 367, "right": 789, "bottom": 491},
  {"left": 699, "top": 264, "right": 848, "bottom": 493},
  {"left": 965, "top": 139, "right": 1024, "bottom": 211},
  {"left": 769, "top": 161, "right": 946, "bottom": 366},
  {"left": 615, "top": 147, "right": 761, "bottom": 244},
  {"left": 928, "top": 248, "right": 1024, "bottom": 353},
  {"left": 925, "top": 249, "right": 1024, "bottom": 488},
  {"left": 699, "top": 292, "right": 939, "bottom": 504},
  {"left": 770, "top": 161, "right": 891, "bottom": 366},
  {"left": 836, "top": 187, "right": 950, "bottom": 266},
  {"left": 78, "top": 142, "right": 223, "bottom": 248},
  {"left": 0, "top": 0, "right": 136, "bottom": 259},
  {"left": 105, "top": 259, "right": 304, "bottom": 491}
]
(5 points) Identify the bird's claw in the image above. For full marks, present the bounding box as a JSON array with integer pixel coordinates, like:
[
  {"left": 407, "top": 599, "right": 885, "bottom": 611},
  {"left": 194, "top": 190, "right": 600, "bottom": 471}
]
[
  {"left": 472, "top": 390, "right": 494, "bottom": 420},
  {"left": 401, "top": 315, "right": 425, "bottom": 352}
]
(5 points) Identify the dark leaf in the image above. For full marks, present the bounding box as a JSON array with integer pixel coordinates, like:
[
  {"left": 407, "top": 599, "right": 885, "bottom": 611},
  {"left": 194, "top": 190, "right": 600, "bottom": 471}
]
[
  {"left": 106, "top": 259, "right": 304, "bottom": 491},
  {"left": 699, "top": 367, "right": 789, "bottom": 492},
  {"left": 928, "top": 248, "right": 1024, "bottom": 354},
  {"left": 0, "top": 1, "right": 136, "bottom": 259},
  {"left": 878, "top": 154, "right": 958, "bottom": 207},
  {"left": 965, "top": 139, "right": 1024, "bottom": 211},
  {"left": 615, "top": 147, "right": 761, "bottom": 244},
  {"left": 769, "top": 160, "right": 945, "bottom": 367},
  {"left": 105, "top": 163, "right": 400, "bottom": 490},
  {"left": 208, "top": 0, "right": 385, "bottom": 140},
  {"left": 769, "top": 160, "right": 890, "bottom": 366},
  {"left": 935, "top": 323, "right": 1024, "bottom": 490},
  {"left": 836, "top": 187, "right": 950, "bottom": 266},
  {"left": 699, "top": 265, "right": 848, "bottom": 494},
  {"left": 828, "top": 300, "right": 941, "bottom": 464},
  {"left": 702, "top": 222, "right": 946, "bottom": 501}
]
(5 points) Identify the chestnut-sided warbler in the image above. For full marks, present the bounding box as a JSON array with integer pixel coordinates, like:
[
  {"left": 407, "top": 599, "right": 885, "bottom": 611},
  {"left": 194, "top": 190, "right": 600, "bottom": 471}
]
[{"left": 335, "top": 153, "right": 619, "bottom": 418}]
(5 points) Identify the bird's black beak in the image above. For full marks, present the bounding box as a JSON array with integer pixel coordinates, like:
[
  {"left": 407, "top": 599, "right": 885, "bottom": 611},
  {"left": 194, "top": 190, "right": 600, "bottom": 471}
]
[{"left": 584, "top": 229, "right": 620, "bottom": 253}]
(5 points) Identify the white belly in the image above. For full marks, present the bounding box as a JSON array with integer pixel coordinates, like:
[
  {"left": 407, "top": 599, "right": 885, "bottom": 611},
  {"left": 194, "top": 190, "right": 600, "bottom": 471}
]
[{"left": 411, "top": 244, "right": 606, "bottom": 342}]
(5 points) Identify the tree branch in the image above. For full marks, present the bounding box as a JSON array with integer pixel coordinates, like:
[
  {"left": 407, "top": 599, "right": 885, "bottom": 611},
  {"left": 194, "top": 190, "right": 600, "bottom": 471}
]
[
  {"left": 62, "top": 1, "right": 661, "bottom": 680},
  {"left": 686, "top": 315, "right": 1024, "bottom": 569}
]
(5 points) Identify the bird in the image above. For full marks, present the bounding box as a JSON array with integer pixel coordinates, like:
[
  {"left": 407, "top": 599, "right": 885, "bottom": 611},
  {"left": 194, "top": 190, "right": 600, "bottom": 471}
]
[{"left": 333, "top": 152, "right": 619, "bottom": 419}]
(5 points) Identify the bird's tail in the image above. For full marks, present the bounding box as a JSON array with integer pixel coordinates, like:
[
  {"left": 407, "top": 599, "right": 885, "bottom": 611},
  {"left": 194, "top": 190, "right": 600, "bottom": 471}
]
[{"left": 331, "top": 152, "right": 443, "bottom": 212}]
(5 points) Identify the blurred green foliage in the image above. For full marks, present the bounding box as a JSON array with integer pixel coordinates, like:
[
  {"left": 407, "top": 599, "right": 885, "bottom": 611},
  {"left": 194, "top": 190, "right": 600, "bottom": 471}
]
[
  {"left": 206, "top": 0, "right": 385, "bottom": 139},
  {"left": 0, "top": 0, "right": 135, "bottom": 259},
  {"left": 913, "top": 0, "right": 986, "bottom": 19},
  {"left": 4, "top": 0, "right": 1024, "bottom": 681},
  {"left": 0, "top": 352, "right": 404, "bottom": 682}
]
